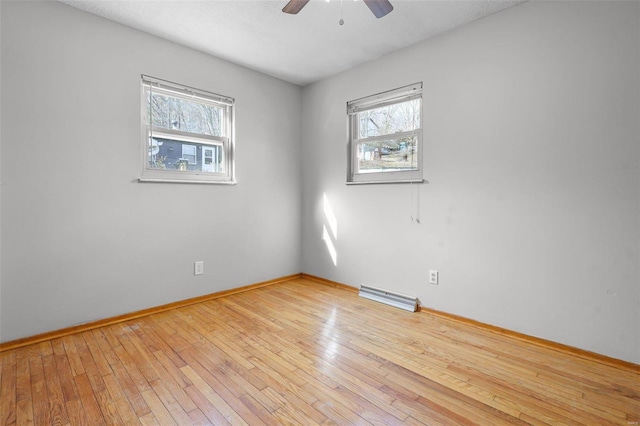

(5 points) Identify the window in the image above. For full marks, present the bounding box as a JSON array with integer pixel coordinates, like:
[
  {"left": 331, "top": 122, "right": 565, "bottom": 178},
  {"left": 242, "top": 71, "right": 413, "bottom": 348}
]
[
  {"left": 347, "top": 82, "right": 423, "bottom": 184},
  {"left": 181, "top": 144, "right": 197, "bottom": 165},
  {"left": 140, "top": 75, "right": 235, "bottom": 184}
]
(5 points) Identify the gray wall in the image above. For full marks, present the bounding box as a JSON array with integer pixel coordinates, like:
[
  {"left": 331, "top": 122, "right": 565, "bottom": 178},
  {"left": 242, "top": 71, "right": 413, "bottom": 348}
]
[
  {"left": 0, "top": 1, "right": 302, "bottom": 342},
  {"left": 301, "top": 1, "right": 640, "bottom": 363}
]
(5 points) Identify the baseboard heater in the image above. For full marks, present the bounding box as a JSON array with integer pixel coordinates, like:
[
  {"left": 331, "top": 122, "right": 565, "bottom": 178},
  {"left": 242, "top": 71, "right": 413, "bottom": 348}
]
[{"left": 358, "top": 285, "right": 418, "bottom": 312}]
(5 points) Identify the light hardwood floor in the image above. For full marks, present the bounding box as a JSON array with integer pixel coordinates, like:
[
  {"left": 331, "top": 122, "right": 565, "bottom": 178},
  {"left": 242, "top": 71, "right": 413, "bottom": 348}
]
[{"left": 1, "top": 277, "right": 638, "bottom": 425}]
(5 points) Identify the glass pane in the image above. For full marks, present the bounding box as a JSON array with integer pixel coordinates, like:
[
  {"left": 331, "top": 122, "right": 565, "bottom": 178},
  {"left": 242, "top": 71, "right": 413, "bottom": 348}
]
[
  {"left": 148, "top": 137, "right": 223, "bottom": 173},
  {"left": 356, "top": 136, "right": 418, "bottom": 174},
  {"left": 358, "top": 98, "right": 420, "bottom": 139},
  {"left": 182, "top": 144, "right": 196, "bottom": 164},
  {"left": 147, "top": 90, "right": 224, "bottom": 137}
]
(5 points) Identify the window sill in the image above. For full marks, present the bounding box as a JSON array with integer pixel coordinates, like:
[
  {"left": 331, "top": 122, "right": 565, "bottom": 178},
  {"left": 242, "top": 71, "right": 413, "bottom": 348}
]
[
  {"left": 138, "top": 177, "right": 236, "bottom": 185},
  {"left": 346, "top": 178, "right": 425, "bottom": 185}
]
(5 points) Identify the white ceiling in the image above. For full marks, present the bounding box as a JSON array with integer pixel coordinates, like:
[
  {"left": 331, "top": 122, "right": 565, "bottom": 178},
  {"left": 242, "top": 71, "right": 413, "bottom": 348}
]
[{"left": 59, "top": 0, "right": 525, "bottom": 86}]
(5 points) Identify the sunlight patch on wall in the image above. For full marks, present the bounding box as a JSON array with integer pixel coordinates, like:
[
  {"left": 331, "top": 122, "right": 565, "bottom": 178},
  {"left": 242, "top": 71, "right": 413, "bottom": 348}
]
[
  {"left": 322, "top": 193, "right": 338, "bottom": 266},
  {"left": 323, "top": 193, "right": 338, "bottom": 240},
  {"left": 322, "top": 225, "right": 338, "bottom": 266}
]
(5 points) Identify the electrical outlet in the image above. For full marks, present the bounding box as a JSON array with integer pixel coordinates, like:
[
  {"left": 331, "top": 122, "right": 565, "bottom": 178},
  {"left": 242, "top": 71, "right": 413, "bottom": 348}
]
[
  {"left": 194, "top": 261, "right": 204, "bottom": 276},
  {"left": 429, "top": 270, "right": 438, "bottom": 285}
]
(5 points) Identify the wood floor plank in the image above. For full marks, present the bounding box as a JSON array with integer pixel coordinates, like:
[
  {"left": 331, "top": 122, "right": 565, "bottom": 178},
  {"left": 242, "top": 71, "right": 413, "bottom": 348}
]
[
  {"left": 183, "top": 384, "right": 231, "bottom": 425},
  {"left": 115, "top": 325, "right": 160, "bottom": 386},
  {"left": 102, "top": 373, "right": 141, "bottom": 425},
  {"left": 16, "top": 398, "right": 34, "bottom": 426},
  {"left": 311, "top": 397, "right": 369, "bottom": 426},
  {"left": 238, "top": 393, "right": 282, "bottom": 426},
  {"left": 184, "top": 343, "right": 267, "bottom": 405},
  {"left": 90, "top": 329, "right": 120, "bottom": 365},
  {"left": 247, "top": 355, "right": 319, "bottom": 408},
  {"left": 28, "top": 347, "right": 51, "bottom": 426},
  {"left": 73, "top": 373, "right": 105, "bottom": 425},
  {"left": 149, "top": 349, "right": 191, "bottom": 390},
  {"left": 0, "top": 351, "right": 17, "bottom": 425},
  {"left": 15, "top": 348, "right": 32, "bottom": 403},
  {"left": 41, "top": 352, "right": 70, "bottom": 425},
  {"left": 73, "top": 334, "right": 106, "bottom": 395},
  {"left": 51, "top": 338, "right": 80, "bottom": 405},
  {"left": 180, "top": 365, "right": 248, "bottom": 425},
  {"left": 297, "top": 349, "right": 409, "bottom": 422},
  {"left": 181, "top": 351, "right": 270, "bottom": 426},
  {"left": 61, "top": 336, "right": 84, "bottom": 377},
  {"left": 148, "top": 378, "right": 194, "bottom": 425},
  {"left": 65, "top": 399, "right": 89, "bottom": 426},
  {"left": 186, "top": 407, "right": 212, "bottom": 426},
  {"left": 138, "top": 411, "right": 160, "bottom": 426},
  {"left": 108, "top": 357, "right": 151, "bottom": 418},
  {"left": 1, "top": 278, "right": 638, "bottom": 425},
  {"left": 82, "top": 332, "right": 113, "bottom": 376},
  {"left": 135, "top": 320, "right": 188, "bottom": 372},
  {"left": 132, "top": 324, "right": 198, "bottom": 415},
  {"left": 140, "top": 387, "right": 176, "bottom": 426},
  {"left": 261, "top": 383, "right": 324, "bottom": 425},
  {"left": 112, "top": 343, "right": 152, "bottom": 396},
  {"left": 305, "top": 381, "right": 373, "bottom": 425},
  {"left": 177, "top": 305, "right": 257, "bottom": 371},
  {"left": 95, "top": 388, "right": 124, "bottom": 425}
]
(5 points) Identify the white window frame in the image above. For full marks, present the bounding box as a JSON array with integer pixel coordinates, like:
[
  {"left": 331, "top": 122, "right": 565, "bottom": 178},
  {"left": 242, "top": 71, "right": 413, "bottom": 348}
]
[
  {"left": 139, "top": 75, "right": 235, "bottom": 184},
  {"left": 347, "top": 82, "right": 423, "bottom": 184}
]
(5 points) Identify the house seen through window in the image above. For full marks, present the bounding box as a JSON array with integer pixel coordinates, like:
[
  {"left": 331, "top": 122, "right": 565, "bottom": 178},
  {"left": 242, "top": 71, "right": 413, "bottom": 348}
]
[{"left": 140, "top": 75, "right": 235, "bottom": 184}]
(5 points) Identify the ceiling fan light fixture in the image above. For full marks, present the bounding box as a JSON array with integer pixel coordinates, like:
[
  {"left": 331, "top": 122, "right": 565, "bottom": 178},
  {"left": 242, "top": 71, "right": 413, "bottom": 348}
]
[
  {"left": 282, "top": 0, "right": 311, "bottom": 14},
  {"left": 363, "top": 0, "right": 394, "bottom": 18},
  {"left": 282, "top": 0, "right": 393, "bottom": 18}
]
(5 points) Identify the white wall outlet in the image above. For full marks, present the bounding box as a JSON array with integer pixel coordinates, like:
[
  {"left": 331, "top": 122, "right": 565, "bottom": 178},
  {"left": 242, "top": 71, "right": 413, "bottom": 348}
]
[
  {"left": 429, "top": 270, "right": 438, "bottom": 285},
  {"left": 194, "top": 261, "right": 204, "bottom": 276}
]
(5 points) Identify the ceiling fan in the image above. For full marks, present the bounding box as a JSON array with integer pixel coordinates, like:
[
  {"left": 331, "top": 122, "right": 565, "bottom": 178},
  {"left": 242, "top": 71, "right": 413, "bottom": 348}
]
[{"left": 283, "top": 0, "right": 394, "bottom": 19}]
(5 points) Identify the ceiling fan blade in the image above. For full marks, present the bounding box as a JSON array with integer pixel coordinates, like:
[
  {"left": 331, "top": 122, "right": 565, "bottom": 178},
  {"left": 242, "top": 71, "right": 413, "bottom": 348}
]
[
  {"left": 363, "top": 0, "right": 394, "bottom": 18},
  {"left": 282, "top": 0, "right": 311, "bottom": 14}
]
